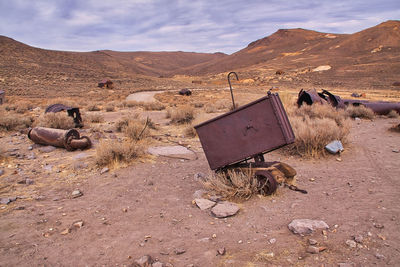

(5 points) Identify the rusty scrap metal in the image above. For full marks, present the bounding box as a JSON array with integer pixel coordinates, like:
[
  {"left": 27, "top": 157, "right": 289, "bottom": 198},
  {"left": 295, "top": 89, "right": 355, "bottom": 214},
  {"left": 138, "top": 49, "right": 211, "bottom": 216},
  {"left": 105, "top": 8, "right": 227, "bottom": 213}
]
[
  {"left": 28, "top": 127, "right": 91, "bottom": 151},
  {"left": 179, "top": 88, "right": 192, "bottom": 96},
  {"left": 45, "top": 104, "right": 83, "bottom": 127},
  {"left": 228, "top": 72, "right": 239, "bottom": 110},
  {"left": 297, "top": 89, "right": 400, "bottom": 115}
]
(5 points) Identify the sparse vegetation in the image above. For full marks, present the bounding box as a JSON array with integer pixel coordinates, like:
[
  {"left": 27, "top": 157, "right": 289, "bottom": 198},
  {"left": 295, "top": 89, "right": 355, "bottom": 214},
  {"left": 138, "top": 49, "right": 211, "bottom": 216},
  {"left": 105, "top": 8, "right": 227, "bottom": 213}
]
[
  {"left": 95, "top": 140, "right": 145, "bottom": 166},
  {"left": 115, "top": 117, "right": 150, "bottom": 140},
  {"left": 287, "top": 104, "right": 350, "bottom": 157},
  {"left": 389, "top": 123, "right": 400, "bottom": 133},
  {"left": 87, "top": 103, "right": 101, "bottom": 111},
  {"left": 0, "top": 111, "right": 33, "bottom": 131},
  {"left": 202, "top": 169, "right": 258, "bottom": 200},
  {"left": 386, "top": 110, "right": 399, "bottom": 118},
  {"left": 105, "top": 103, "right": 115, "bottom": 112},
  {"left": 167, "top": 105, "right": 195, "bottom": 124},
  {"left": 36, "top": 112, "right": 75, "bottom": 129},
  {"left": 120, "top": 100, "right": 165, "bottom": 110},
  {"left": 184, "top": 123, "right": 197, "bottom": 137},
  {"left": 85, "top": 113, "right": 104, "bottom": 123},
  {"left": 345, "top": 105, "right": 375, "bottom": 119}
]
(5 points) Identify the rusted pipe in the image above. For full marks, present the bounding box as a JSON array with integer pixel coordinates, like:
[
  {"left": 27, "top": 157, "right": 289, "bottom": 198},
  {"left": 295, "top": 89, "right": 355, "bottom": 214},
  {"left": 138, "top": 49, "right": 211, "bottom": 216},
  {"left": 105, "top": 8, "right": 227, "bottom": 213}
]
[
  {"left": 28, "top": 127, "right": 91, "bottom": 151},
  {"left": 228, "top": 72, "right": 239, "bottom": 110}
]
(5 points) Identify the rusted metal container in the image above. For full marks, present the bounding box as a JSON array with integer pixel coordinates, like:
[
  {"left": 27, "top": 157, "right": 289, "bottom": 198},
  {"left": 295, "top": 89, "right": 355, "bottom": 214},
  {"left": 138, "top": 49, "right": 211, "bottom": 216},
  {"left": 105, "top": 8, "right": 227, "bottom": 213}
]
[
  {"left": 28, "top": 127, "right": 91, "bottom": 151},
  {"left": 195, "top": 92, "right": 294, "bottom": 170}
]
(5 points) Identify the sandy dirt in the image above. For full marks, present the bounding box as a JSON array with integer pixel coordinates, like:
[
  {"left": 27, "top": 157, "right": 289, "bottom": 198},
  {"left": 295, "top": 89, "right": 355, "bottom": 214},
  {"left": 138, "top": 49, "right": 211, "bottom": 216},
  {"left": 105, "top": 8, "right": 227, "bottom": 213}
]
[
  {"left": 126, "top": 91, "right": 164, "bottom": 102},
  {"left": 0, "top": 115, "right": 399, "bottom": 266}
]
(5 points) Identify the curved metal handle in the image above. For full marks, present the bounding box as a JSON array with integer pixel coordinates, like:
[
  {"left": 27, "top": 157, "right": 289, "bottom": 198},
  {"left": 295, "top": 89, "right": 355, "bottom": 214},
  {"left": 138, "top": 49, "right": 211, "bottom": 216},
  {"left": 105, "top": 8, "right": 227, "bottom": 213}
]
[{"left": 228, "top": 72, "right": 239, "bottom": 110}]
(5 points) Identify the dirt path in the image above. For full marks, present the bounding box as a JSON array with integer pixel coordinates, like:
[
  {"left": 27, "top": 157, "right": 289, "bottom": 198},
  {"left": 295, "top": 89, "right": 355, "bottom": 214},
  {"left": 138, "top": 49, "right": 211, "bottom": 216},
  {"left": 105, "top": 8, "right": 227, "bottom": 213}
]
[
  {"left": 0, "top": 118, "right": 399, "bottom": 266},
  {"left": 126, "top": 91, "right": 164, "bottom": 102}
]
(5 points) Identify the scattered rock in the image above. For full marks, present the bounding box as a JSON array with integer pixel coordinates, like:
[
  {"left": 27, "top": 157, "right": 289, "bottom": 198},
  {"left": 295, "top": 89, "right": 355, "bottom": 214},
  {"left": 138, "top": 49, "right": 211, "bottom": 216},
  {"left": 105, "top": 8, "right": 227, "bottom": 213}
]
[
  {"left": 217, "top": 247, "right": 226, "bottom": 255},
  {"left": 375, "top": 253, "right": 385, "bottom": 259},
  {"left": 325, "top": 140, "right": 344, "bottom": 154},
  {"left": 73, "top": 161, "right": 88, "bottom": 170},
  {"left": 338, "top": 263, "right": 354, "bottom": 267},
  {"left": 174, "top": 248, "right": 186, "bottom": 255},
  {"left": 27, "top": 152, "right": 36, "bottom": 160},
  {"left": 307, "top": 246, "right": 320, "bottom": 254},
  {"left": 194, "top": 198, "right": 216, "bottom": 210},
  {"left": 61, "top": 228, "right": 71, "bottom": 235},
  {"left": 0, "top": 197, "right": 17, "bottom": 205},
  {"left": 73, "top": 152, "right": 89, "bottom": 160},
  {"left": 308, "top": 239, "right": 318, "bottom": 245},
  {"left": 346, "top": 240, "right": 357, "bottom": 248},
  {"left": 38, "top": 146, "right": 56, "bottom": 153},
  {"left": 134, "top": 255, "right": 153, "bottom": 266},
  {"left": 373, "top": 223, "right": 384, "bottom": 229},
  {"left": 312, "top": 65, "right": 331, "bottom": 72},
  {"left": 392, "top": 149, "right": 399, "bottom": 153},
  {"left": 194, "top": 172, "right": 207, "bottom": 181},
  {"left": 288, "top": 219, "right": 329, "bottom": 235},
  {"left": 0, "top": 169, "right": 4, "bottom": 176},
  {"left": 353, "top": 235, "right": 363, "bottom": 243},
  {"left": 100, "top": 167, "right": 109, "bottom": 174},
  {"left": 211, "top": 202, "right": 240, "bottom": 218},
  {"left": 152, "top": 262, "right": 163, "bottom": 267},
  {"left": 73, "top": 220, "right": 84, "bottom": 228},
  {"left": 71, "top": 190, "right": 83, "bottom": 198},
  {"left": 269, "top": 238, "right": 276, "bottom": 244},
  {"left": 192, "top": 189, "right": 206, "bottom": 199}
]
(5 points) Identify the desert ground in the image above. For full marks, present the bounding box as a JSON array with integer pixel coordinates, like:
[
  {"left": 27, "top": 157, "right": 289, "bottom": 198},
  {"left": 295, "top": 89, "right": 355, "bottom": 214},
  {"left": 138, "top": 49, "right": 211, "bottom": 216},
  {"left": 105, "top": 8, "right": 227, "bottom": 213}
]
[{"left": 1, "top": 20, "right": 400, "bottom": 267}]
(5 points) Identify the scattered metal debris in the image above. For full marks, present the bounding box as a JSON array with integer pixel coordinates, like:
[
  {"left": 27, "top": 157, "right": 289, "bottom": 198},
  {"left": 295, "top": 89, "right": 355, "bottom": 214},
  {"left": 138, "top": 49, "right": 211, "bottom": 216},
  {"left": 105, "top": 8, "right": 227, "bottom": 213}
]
[
  {"left": 297, "top": 89, "right": 400, "bottom": 115},
  {"left": 28, "top": 127, "right": 91, "bottom": 151},
  {"left": 45, "top": 104, "right": 83, "bottom": 128},
  {"left": 179, "top": 88, "right": 192, "bottom": 96},
  {"left": 0, "top": 90, "right": 4, "bottom": 105},
  {"left": 195, "top": 74, "right": 296, "bottom": 195},
  {"left": 98, "top": 79, "right": 113, "bottom": 89}
]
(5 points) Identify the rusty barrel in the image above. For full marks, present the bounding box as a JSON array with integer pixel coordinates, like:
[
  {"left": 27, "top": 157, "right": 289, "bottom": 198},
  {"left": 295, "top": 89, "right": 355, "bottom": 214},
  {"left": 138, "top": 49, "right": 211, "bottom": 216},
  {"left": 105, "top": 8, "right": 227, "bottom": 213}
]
[{"left": 28, "top": 127, "right": 91, "bottom": 151}]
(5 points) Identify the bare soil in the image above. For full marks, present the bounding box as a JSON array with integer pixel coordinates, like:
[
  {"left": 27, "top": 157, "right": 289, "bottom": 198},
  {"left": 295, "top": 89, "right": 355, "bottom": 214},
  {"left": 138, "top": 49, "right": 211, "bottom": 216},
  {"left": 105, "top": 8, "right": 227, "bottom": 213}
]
[{"left": 1, "top": 112, "right": 399, "bottom": 266}]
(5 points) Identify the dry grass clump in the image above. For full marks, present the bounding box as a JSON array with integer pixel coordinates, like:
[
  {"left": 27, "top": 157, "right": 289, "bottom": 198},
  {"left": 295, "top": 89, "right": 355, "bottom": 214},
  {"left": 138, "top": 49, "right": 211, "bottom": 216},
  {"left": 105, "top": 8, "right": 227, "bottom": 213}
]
[
  {"left": 85, "top": 113, "right": 104, "bottom": 123},
  {"left": 87, "top": 103, "right": 101, "bottom": 111},
  {"left": 167, "top": 105, "right": 195, "bottom": 124},
  {"left": 389, "top": 123, "right": 400, "bottom": 133},
  {"left": 184, "top": 123, "right": 197, "bottom": 137},
  {"left": 202, "top": 170, "right": 258, "bottom": 200},
  {"left": 345, "top": 105, "right": 375, "bottom": 119},
  {"left": 0, "top": 111, "right": 33, "bottom": 131},
  {"left": 105, "top": 103, "right": 115, "bottom": 112},
  {"left": 204, "top": 101, "right": 232, "bottom": 113},
  {"left": 120, "top": 101, "right": 165, "bottom": 111},
  {"left": 36, "top": 112, "right": 75, "bottom": 129},
  {"left": 15, "top": 101, "right": 34, "bottom": 114},
  {"left": 287, "top": 104, "right": 350, "bottom": 157},
  {"left": 95, "top": 140, "right": 144, "bottom": 166},
  {"left": 115, "top": 117, "right": 150, "bottom": 140},
  {"left": 386, "top": 110, "right": 399, "bottom": 118}
]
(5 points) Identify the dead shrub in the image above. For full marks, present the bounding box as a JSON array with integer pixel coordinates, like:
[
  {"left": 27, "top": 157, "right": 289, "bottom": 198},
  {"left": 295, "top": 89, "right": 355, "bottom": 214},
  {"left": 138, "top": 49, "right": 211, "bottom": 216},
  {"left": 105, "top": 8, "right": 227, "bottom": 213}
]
[
  {"left": 184, "top": 123, "right": 197, "bottom": 138},
  {"left": 15, "top": 101, "right": 34, "bottom": 114},
  {"left": 205, "top": 101, "right": 231, "bottom": 113},
  {"left": 202, "top": 169, "right": 258, "bottom": 200},
  {"left": 167, "top": 105, "right": 195, "bottom": 124},
  {"left": 115, "top": 117, "right": 150, "bottom": 140},
  {"left": 105, "top": 103, "right": 115, "bottom": 112},
  {"left": 0, "top": 112, "right": 33, "bottom": 131},
  {"left": 85, "top": 113, "right": 104, "bottom": 123},
  {"left": 389, "top": 123, "right": 400, "bottom": 133},
  {"left": 142, "top": 102, "right": 165, "bottom": 111},
  {"left": 87, "top": 103, "right": 101, "bottom": 111},
  {"left": 287, "top": 104, "right": 350, "bottom": 157},
  {"left": 36, "top": 112, "right": 75, "bottom": 129},
  {"left": 386, "top": 110, "right": 399, "bottom": 118},
  {"left": 95, "top": 140, "right": 144, "bottom": 166},
  {"left": 345, "top": 105, "right": 375, "bottom": 119}
]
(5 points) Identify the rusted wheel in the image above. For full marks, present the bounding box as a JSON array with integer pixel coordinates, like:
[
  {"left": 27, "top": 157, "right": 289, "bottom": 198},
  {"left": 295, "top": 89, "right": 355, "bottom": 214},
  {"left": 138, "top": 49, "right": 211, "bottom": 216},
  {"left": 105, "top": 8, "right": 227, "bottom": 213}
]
[{"left": 255, "top": 170, "right": 278, "bottom": 195}]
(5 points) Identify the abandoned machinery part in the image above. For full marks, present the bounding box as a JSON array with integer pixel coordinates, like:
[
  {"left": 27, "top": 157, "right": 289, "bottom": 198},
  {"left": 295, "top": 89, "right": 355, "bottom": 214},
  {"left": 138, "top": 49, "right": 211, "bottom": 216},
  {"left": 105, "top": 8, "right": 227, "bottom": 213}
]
[
  {"left": 45, "top": 103, "right": 84, "bottom": 128},
  {"left": 297, "top": 89, "right": 400, "bottom": 115},
  {"left": 28, "top": 127, "right": 91, "bottom": 151}
]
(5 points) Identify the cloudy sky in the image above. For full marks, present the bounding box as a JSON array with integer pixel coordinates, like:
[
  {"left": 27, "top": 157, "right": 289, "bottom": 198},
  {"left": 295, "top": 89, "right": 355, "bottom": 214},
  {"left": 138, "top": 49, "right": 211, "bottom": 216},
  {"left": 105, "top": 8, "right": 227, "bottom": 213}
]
[{"left": 0, "top": 0, "right": 399, "bottom": 54}]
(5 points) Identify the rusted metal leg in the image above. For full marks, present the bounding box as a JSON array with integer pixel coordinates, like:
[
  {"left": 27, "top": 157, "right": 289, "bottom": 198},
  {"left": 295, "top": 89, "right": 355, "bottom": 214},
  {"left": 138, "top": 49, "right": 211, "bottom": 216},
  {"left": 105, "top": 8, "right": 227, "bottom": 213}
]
[
  {"left": 254, "top": 154, "right": 265, "bottom": 163},
  {"left": 227, "top": 72, "right": 239, "bottom": 110}
]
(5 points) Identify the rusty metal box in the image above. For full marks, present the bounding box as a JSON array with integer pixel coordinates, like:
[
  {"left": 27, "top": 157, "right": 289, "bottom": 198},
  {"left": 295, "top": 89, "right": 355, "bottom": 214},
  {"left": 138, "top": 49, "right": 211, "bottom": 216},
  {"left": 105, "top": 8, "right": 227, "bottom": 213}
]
[{"left": 195, "top": 93, "right": 294, "bottom": 170}]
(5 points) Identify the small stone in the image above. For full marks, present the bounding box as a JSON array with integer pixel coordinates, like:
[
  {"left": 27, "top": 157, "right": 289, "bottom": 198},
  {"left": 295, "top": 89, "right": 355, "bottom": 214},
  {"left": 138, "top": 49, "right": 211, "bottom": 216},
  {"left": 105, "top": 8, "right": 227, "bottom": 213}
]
[
  {"left": 39, "top": 146, "right": 56, "bottom": 153},
  {"left": 0, "top": 169, "right": 4, "bottom": 176},
  {"left": 134, "top": 255, "right": 153, "bottom": 266},
  {"left": 374, "top": 223, "right": 384, "bottom": 229},
  {"left": 61, "top": 228, "right": 71, "bottom": 235},
  {"left": 346, "top": 240, "right": 357, "bottom": 248},
  {"left": 152, "top": 262, "right": 163, "bottom": 267},
  {"left": 174, "top": 248, "right": 186, "bottom": 255},
  {"left": 265, "top": 252, "right": 274, "bottom": 258},
  {"left": 354, "top": 235, "right": 363, "bottom": 243},
  {"left": 238, "top": 240, "right": 243, "bottom": 244},
  {"left": 212, "top": 234, "right": 217, "bottom": 239},
  {"left": 306, "top": 246, "right": 320, "bottom": 254},
  {"left": 377, "top": 234, "right": 386, "bottom": 240},
  {"left": 211, "top": 201, "right": 240, "bottom": 218},
  {"left": 288, "top": 219, "right": 329, "bottom": 235},
  {"left": 309, "top": 178, "right": 315, "bottom": 182},
  {"left": 28, "top": 146, "right": 33, "bottom": 150},
  {"left": 71, "top": 190, "right": 83, "bottom": 198},
  {"left": 73, "top": 162, "right": 88, "bottom": 170},
  {"left": 338, "top": 263, "right": 354, "bottom": 267},
  {"left": 269, "top": 238, "right": 276, "bottom": 244},
  {"left": 217, "top": 247, "right": 226, "bottom": 255},
  {"left": 375, "top": 253, "right": 385, "bottom": 259},
  {"left": 100, "top": 167, "right": 109, "bottom": 174},
  {"left": 367, "top": 232, "right": 373, "bottom": 237},
  {"left": 194, "top": 172, "right": 207, "bottom": 181},
  {"left": 0, "top": 197, "right": 16, "bottom": 205},
  {"left": 392, "top": 149, "right": 399, "bottom": 153},
  {"left": 25, "top": 178, "right": 34, "bottom": 185},
  {"left": 194, "top": 198, "right": 216, "bottom": 210},
  {"left": 325, "top": 140, "right": 344, "bottom": 154},
  {"left": 192, "top": 189, "right": 206, "bottom": 199},
  {"left": 73, "top": 221, "right": 84, "bottom": 228},
  {"left": 308, "top": 239, "right": 318, "bottom": 245}
]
